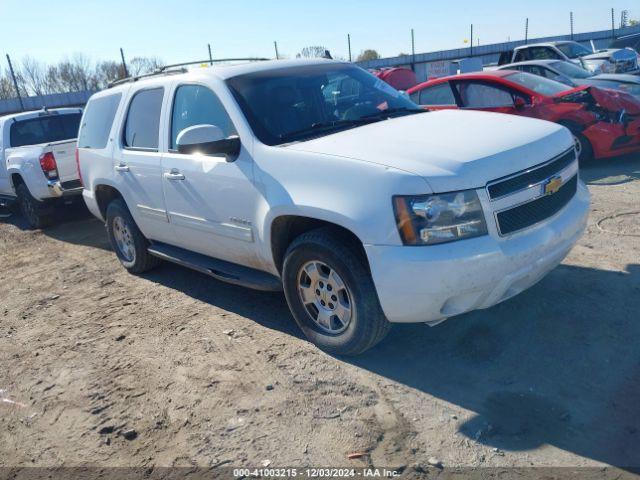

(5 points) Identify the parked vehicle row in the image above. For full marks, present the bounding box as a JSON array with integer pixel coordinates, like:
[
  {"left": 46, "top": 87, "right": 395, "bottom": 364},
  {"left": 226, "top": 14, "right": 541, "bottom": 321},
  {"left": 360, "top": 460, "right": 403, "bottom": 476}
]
[
  {"left": 0, "top": 108, "right": 84, "bottom": 228},
  {"left": 498, "top": 40, "right": 640, "bottom": 75},
  {"left": 2, "top": 59, "right": 592, "bottom": 355},
  {"left": 408, "top": 70, "right": 640, "bottom": 162},
  {"left": 496, "top": 59, "right": 640, "bottom": 100}
]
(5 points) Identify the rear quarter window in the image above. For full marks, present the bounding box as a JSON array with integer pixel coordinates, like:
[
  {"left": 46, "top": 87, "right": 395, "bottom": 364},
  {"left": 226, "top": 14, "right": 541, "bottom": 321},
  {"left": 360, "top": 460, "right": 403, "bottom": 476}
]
[
  {"left": 78, "top": 94, "right": 122, "bottom": 149},
  {"left": 10, "top": 113, "right": 82, "bottom": 147},
  {"left": 123, "top": 88, "right": 164, "bottom": 150}
]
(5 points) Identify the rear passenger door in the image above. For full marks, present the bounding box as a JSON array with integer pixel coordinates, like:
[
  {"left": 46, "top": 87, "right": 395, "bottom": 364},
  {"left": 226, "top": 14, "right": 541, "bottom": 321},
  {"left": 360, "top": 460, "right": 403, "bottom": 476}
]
[
  {"left": 161, "top": 83, "right": 259, "bottom": 267},
  {"left": 114, "top": 86, "right": 176, "bottom": 244},
  {"left": 411, "top": 82, "right": 459, "bottom": 110}
]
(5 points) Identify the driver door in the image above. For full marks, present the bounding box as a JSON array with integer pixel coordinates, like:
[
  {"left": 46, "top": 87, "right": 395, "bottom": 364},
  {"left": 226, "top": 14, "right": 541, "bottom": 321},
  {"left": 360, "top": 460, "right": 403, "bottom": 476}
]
[
  {"left": 161, "top": 83, "right": 259, "bottom": 267},
  {"left": 453, "top": 80, "right": 530, "bottom": 116}
]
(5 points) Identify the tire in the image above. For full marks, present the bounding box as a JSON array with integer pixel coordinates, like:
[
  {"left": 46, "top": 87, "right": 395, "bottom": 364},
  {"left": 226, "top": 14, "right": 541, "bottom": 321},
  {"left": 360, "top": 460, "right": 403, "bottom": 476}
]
[
  {"left": 16, "top": 183, "right": 54, "bottom": 229},
  {"left": 560, "top": 121, "right": 594, "bottom": 164},
  {"left": 105, "top": 198, "right": 161, "bottom": 274},
  {"left": 573, "top": 132, "right": 594, "bottom": 164},
  {"left": 282, "top": 227, "right": 391, "bottom": 356}
]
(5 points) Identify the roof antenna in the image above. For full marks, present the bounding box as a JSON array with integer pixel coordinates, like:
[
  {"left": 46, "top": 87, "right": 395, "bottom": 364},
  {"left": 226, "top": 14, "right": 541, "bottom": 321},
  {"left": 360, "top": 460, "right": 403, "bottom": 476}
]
[{"left": 323, "top": 50, "right": 333, "bottom": 59}]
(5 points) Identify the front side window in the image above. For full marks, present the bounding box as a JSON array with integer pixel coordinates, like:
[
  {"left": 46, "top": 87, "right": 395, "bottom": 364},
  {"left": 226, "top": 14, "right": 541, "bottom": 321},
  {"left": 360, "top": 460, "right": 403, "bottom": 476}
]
[
  {"left": 78, "top": 94, "right": 122, "bottom": 149},
  {"left": 225, "top": 63, "right": 422, "bottom": 146},
  {"left": 10, "top": 113, "right": 82, "bottom": 148},
  {"left": 556, "top": 42, "right": 592, "bottom": 59},
  {"left": 529, "top": 47, "right": 559, "bottom": 60},
  {"left": 504, "top": 72, "right": 570, "bottom": 96},
  {"left": 170, "top": 85, "right": 236, "bottom": 150},
  {"left": 123, "top": 88, "right": 164, "bottom": 150},
  {"left": 455, "top": 82, "right": 515, "bottom": 108},
  {"left": 418, "top": 83, "right": 456, "bottom": 105}
]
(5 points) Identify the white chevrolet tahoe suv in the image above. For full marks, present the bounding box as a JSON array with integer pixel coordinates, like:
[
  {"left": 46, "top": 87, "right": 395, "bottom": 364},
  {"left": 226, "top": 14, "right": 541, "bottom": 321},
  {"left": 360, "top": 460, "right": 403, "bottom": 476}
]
[
  {"left": 0, "top": 108, "right": 84, "bottom": 228},
  {"left": 77, "top": 59, "right": 589, "bottom": 355}
]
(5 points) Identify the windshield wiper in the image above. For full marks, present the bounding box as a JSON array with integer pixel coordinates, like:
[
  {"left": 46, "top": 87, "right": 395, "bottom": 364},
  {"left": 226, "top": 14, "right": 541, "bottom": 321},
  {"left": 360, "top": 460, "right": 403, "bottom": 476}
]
[
  {"left": 360, "top": 107, "right": 427, "bottom": 119},
  {"left": 279, "top": 118, "right": 376, "bottom": 142}
]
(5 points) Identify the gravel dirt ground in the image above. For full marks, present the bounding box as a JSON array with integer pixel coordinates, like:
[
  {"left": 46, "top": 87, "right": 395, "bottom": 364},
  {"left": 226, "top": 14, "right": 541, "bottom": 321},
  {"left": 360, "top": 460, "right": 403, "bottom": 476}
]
[{"left": 1, "top": 154, "right": 639, "bottom": 477}]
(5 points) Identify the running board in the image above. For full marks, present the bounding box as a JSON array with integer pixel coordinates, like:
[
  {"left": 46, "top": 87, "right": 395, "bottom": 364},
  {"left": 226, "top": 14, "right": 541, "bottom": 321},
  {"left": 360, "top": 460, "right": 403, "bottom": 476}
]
[{"left": 147, "top": 242, "right": 282, "bottom": 292}]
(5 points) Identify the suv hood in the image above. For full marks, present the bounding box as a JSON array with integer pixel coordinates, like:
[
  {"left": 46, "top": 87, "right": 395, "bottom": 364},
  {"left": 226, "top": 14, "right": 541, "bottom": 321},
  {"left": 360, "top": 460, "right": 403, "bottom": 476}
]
[
  {"left": 285, "top": 110, "right": 573, "bottom": 193},
  {"left": 554, "top": 85, "right": 640, "bottom": 114}
]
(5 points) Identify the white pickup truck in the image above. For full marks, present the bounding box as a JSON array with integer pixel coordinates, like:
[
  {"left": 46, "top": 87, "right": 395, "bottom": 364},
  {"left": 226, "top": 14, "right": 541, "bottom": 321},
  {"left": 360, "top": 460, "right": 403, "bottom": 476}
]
[
  {"left": 0, "top": 108, "right": 83, "bottom": 228},
  {"left": 78, "top": 59, "right": 590, "bottom": 355}
]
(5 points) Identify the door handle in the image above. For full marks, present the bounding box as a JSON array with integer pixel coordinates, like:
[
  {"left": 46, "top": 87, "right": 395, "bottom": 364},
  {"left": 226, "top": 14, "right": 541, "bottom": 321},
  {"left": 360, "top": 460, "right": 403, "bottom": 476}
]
[
  {"left": 114, "top": 164, "right": 130, "bottom": 173},
  {"left": 164, "top": 169, "right": 185, "bottom": 181}
]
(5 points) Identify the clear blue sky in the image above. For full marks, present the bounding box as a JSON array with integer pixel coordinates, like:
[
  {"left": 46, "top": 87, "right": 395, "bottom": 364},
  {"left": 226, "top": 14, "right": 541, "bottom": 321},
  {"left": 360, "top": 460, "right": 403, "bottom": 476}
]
[{"left": 1, "top": 0, "right": 637, "bottom": 65}]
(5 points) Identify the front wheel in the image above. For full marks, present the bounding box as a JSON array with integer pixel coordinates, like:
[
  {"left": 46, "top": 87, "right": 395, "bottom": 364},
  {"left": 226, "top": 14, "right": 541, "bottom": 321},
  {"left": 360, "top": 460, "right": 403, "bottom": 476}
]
[
  {"left": 105, "top": 199, "right": 161, "bottom": 274},
  {"left": 573, "top": 132, "right": 594, "bottom": 164},
  {"left": 282, "top": 227, "right": 391, "bottom": 356}
]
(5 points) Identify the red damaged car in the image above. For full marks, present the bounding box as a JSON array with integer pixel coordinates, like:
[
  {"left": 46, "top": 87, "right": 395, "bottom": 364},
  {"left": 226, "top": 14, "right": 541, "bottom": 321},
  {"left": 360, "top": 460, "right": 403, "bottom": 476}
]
[{"left": 407, "top": 70, "right": 640, "bottom": 161}]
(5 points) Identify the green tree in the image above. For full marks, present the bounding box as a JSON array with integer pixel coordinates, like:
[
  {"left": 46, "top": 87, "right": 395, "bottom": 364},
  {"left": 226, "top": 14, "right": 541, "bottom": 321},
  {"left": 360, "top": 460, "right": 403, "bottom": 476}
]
[{"left": 356, "top": 49, "right": 380, "bottom": 61}]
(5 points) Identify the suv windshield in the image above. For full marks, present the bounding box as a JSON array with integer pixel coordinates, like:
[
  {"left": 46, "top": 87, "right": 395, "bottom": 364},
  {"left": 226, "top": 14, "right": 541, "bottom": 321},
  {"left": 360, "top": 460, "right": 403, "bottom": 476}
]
[
  {"left": 505, "top": 72, "right": 570, "bottom": 96},
  {"left": 10, "top": 113, "right": 82, "bottom": 148},
  {"left": 225, "top": 63, "right": 423, "bottom": 145},
  {"left": 557, "top": 42, "right": 593, "bottom": 59},
  {"left": 551, "top": 61, "right": 594, "bottom": 79}
]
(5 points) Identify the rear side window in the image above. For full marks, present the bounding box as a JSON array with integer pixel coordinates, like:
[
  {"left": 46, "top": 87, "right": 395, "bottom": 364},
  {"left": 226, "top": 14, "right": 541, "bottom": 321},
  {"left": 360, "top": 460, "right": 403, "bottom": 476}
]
[
  {"left": 123, "top": 88, "right": 164, "bottom": 150},
  {"left": 455, "top": 82, "right": 515, "bottom": 108},
  {"left": 78, "top": 94, "right": 122, "bottom": 149},
  {"left": 170, "top": 85, "right": 236, "bottom": 150},
  {"left": 10, "top": 113, "right": 82, "bottom": 147},
  {"left": 417, "top": 83, "right": 456, "bottom": 105}
]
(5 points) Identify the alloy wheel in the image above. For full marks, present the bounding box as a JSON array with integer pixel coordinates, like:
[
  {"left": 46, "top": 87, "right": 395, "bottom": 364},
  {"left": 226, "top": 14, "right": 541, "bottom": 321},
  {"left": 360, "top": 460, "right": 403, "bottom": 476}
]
[{"left": 297, "top": 260, "right": 353, "bottom": 334}]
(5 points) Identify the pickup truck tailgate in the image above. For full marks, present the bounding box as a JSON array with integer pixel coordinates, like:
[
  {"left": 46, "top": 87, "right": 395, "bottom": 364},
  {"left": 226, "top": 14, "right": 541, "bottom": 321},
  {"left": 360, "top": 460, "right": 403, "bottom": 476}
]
[{"left": 49, "top": 140, "right": 79, "bottom": 184}]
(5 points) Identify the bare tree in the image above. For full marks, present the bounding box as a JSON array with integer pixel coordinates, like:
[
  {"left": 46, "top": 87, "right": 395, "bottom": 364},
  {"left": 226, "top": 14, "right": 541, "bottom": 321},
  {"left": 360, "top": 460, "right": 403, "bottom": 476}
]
[
  {"left": 129, "top": 56, "right": 163, "bottom": 76},
  {"left": 94, "top": 60, "right": 122, "bottom": 88},
  {"left": 21, "top": 56, "right": 50, "bottom": 96},
  {"left": 0, "top": 73, "right": 16, "bottom": 100},
  {"left": 0, "top": 67, "right": 27, "bottom": 100}
]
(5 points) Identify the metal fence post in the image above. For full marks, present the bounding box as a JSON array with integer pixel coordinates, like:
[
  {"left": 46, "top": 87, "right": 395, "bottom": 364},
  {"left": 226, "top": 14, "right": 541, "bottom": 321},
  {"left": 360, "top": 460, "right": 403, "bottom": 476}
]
[
  {"left": 411, "top": 28, "right": 415, "bottom": 71},
  {"left": 525, "top": 18, "right": 529, "bottom": 44},
  {"left": 6, "top": 54, "right": 24, "bottom": 111},
  {"left": 348, "top": 34, "right": 352, "bottom": 62},
  {"left": 208, "top": 44, "right": 213, "bottom": 65},
  {"left": 570, "top": 12, "right": 574, "bottom": 40},
  {"left": 611, "top": 8, "right": 615, "bottom": 39},
  {"left": 120, "top": 48, "right": 129, "bottom": 78}
]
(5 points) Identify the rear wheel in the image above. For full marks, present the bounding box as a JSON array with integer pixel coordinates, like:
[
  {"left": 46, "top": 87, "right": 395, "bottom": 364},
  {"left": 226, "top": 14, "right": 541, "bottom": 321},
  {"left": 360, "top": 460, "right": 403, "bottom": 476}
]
[
  {"left": 16, "top": 183, "right": 54, "bottom": 229},
  {"left": 282, "top": 227, "right": 391, "bottom": 356},
  {"left": 106, "top": 199, "right": 161, "bottom": 273}
]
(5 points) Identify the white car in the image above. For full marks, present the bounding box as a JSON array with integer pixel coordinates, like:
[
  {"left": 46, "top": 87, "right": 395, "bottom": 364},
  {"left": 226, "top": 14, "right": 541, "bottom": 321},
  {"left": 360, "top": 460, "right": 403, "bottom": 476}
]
[
  {"left": 0, "top": 108, "right": 83, "bottom": 228},
  {"left": 77, "top": 59, "right": 589, "bottom": 355}
]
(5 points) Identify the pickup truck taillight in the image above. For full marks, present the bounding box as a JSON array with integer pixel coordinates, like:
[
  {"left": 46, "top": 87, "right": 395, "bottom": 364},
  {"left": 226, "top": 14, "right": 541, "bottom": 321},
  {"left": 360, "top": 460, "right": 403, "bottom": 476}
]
[
  {"left": 75, "top": 148, "right": 84, "bottom": 186},
  {"left": 39, "top": 152, "right": 58, "bottom": 179}
]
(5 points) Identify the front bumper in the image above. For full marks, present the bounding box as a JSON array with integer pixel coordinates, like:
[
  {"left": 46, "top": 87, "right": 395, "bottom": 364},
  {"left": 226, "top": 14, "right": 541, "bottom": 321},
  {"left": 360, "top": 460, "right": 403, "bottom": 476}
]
[
  {"left": 366, "top": 181, "right": 590, "bottom": 324},
  {"left": 47, "top": 179, "right": 83, "bottom": 198}
]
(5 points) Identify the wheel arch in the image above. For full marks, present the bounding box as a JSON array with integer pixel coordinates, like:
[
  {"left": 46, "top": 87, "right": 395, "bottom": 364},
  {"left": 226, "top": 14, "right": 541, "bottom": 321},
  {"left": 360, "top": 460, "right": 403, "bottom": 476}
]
[
  {"left": 269, "top": 214, "right": 368, "bottom": 275},
  {"left": 94, "top": 184, "right": 125, "bottom": 220}
]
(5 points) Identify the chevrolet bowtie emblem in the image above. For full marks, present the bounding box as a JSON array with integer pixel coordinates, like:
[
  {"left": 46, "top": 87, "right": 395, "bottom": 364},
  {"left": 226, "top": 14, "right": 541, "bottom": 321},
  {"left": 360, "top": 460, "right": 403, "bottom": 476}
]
[{"left": 543, "top": 176, "right": 563, "bottom": 195}]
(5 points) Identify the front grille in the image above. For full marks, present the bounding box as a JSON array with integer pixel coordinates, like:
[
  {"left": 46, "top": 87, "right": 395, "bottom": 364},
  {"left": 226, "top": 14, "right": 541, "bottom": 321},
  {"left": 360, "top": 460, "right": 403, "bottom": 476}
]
[
  {"left": 496, "top": 175, "right": 578, "bottom": 235},
  {"left": 487, "top": 149, "right": 575, "bottom": 200}
]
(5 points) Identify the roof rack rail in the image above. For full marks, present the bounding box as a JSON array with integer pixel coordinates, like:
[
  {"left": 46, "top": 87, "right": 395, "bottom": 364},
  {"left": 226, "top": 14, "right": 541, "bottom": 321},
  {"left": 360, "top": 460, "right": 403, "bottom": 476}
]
[
  {"left": 107, "top": 68, "right": 187, "bottom": 88},
  {"left": 159, "top": 57, "right": 270, "bottom": 71},
  {"left": 107, "top": 57, "right": 270, "bottom": 88}
]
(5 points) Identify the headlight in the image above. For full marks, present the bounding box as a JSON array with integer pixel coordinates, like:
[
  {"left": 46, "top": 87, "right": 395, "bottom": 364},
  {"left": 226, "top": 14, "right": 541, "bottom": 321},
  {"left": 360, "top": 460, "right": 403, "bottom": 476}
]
[{"left": 393, "top": 190, "right": 488, "bottom": 245}]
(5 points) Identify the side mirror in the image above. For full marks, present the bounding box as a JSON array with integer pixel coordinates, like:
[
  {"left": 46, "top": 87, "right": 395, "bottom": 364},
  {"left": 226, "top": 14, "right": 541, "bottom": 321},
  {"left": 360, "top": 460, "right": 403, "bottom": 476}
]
[
  {"left": 514, "top": 97, "right": 527, "bottom": 109},
  {"left": 176, "top": 124, "right": 241, "bottom": 160}
]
